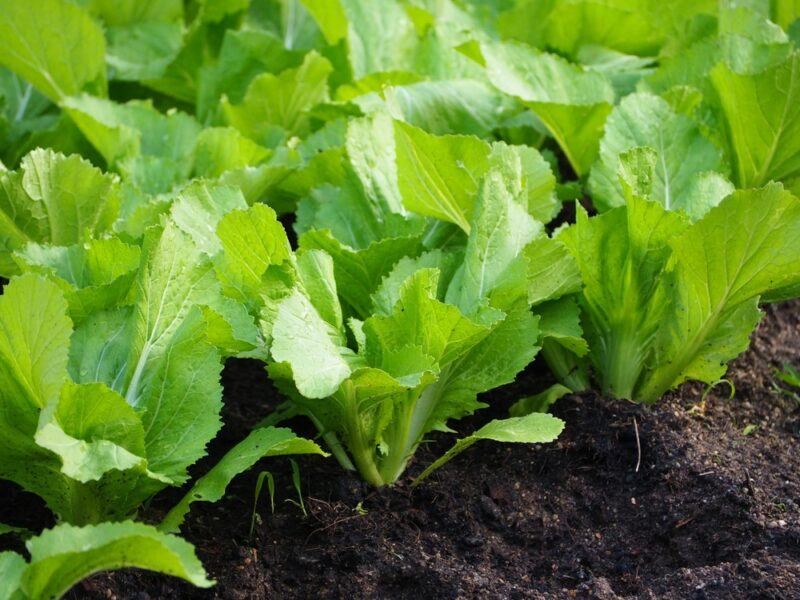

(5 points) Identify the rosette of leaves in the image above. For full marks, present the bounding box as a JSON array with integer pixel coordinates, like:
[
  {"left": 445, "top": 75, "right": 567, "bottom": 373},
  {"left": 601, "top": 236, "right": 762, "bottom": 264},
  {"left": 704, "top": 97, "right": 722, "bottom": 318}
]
[
  {"left": 549, "top": 147, "right": 800, "bottom": 402},
  {"left": 232, "top": 119, "right": 573, "bottom": 486},
  {"left": 0, "top": 157, "right": 322, "bottom": 519},
  {"left": 0, "top": 164, "right": 324, "bottom": 594}
]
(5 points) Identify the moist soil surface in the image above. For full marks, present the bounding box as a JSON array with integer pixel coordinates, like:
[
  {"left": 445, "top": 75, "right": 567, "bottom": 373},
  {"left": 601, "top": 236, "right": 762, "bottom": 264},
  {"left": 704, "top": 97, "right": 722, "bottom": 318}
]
[{"left": 3, "top": 301, "right": 799, "bottom": 599}]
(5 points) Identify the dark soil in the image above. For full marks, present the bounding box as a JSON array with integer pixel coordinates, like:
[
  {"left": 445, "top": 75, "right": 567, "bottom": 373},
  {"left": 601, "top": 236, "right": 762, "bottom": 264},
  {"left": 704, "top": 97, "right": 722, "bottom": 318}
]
[{"left": 4, "top": 301, "right": 800, "bottom": 599}]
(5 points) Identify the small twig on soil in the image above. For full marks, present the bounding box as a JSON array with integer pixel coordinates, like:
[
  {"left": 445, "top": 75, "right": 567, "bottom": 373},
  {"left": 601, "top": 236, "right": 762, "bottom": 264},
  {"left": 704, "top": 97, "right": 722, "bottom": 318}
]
[
  {"left": 674, "top": 515, "right": 696, "bottom": 529},
  {"left": 633, "top": 417, "right": 641, "bottom": 473},
  {"left": 744, "top": 469, "right": 758, "bottom": 499}
]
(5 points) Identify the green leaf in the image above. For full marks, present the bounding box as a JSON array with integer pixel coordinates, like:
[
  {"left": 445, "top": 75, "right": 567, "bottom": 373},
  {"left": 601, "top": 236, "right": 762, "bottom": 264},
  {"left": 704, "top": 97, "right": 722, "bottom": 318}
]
[
  {"left": 68, "top": 307, "right": 131, "bottom": 390},
  {"left": 379, "top": 80, "right": 516, "bottom": 137},
  {"left": 0, "top": 0, "right": 106, "bottom": 101},
  {"left": 299, "top": 0, "right": 348, "bottom": 45},
  {"left": 106, "top": 21, "right": 184, "bottom": 82},
  {"left": 170, "top": 181, "right": 248, "bottom": 256},
  {"left": 18, "top": 521, "right": 211, "bottom": 598},
  {"left": 578, "top": 45, "right": 656, "bottom": 96},
  {"left": 345, "top": 113, "right": 404, "bottom": 215},
  {"left": 299, "top": 229, "right": 423, "bottom": 318},
  {"left": 499, "top": 0, "right": 672, "bottom": 59},
  {"left": 222, "top": 52, "right": 333, "bottom": 147},
  {"left": 122, "top": 222, "right": 223, "bottom": 482},
  {"left": 62, "top": 95, "right": 201, "bottom": 194},
  {"left": 0, "top": 551, "right": 26, "bottom": 599},
  {"left": 371, "top": 249, "right": 460, "bottom": 315},
  {"left": 446, "top": 170, "right": 541, "bottom": 316},
  {"left": 0, "top": 273, "right": 70, "bottom": 414},
  {"left": 412, "top": 412, "right": 564, "bottom": 486},
  {"left": 430, "top": 304, "right": 542, "bottom": 433},
  {"left": 296, "top": 249, "right": 344, "bottom": 332},
  {"left": 124, "top": 222, "right": 216, "bottom": 399},
  {"left": 201, "top": 294, "right": 261, "bottom": 358},
  {"left": 251, "top": 470, "right": 276, "bottom": 531},
  {"left": 509, "top": 383, "right": 572, "bottom": 417},
  {"left": 296, "top": 176, "right": 421, "bottom": 252},
  {"left": 741, "top": 422, "right": 758, "bottom": 436},
  {"left": 775, "top": 363, "right": 800, "bottom": 388},
  {"left": 196, "top": 0, "right": 249, "bottom": 23},
  {"left": 524, "top": 236, "right": 582, "bottom": 306},
  {"left": 772, "top": 0, "right": 800, "bottom": 30},
  {"left": 364, "top": 269, "right": 489, "bottom": 368},
  {"left": 537, "top": 297, "right": 589, "bottom": 357},
  {"left": 34, "top": 382, "right": 147, "bottom": 483},
  {"left": 337, "top": 0, "right": 419, "bottom": 79},
  {"left": 639, "top": 184, "right": 800, "bottom": 401},
  {"left": 718, "top": 3, "right": 792, "bottom": 74},
  {"left": 475, "top": 41, "right": 615, "bottom": 176},
  {"left": 289, "top": 458, "right": 307, "bottom": 516},
  {"left": 197, "top": 29, "right": 305, "bottom": 120},
  {"left": 271, "top": 288, "right": 352, "bottom": 399},
  {"left": 14, "top": 237, "right": 141, "bottom": 323},
  {"left": 86, "top": 0, "right": 184, "bottom": 25},
  {"left": 0, "top": 71, "right": 57, "bottom": 164},
  {"left": 589, "top": 93, "right": 729, "bottom": 215},
  {"left": 487, "top": 142, "right": 559, "bottom": 224},
  {"left": 711, "top": 52, "right": 800, "bottom": 188},
  {"left": 394, "top": 121, "right": 490, "bottom": 232},
  {"left": 160, "top": 426, "right": 325, "bottom": 533},
  {"left": 0, "top": 149, "right": 121, "bottom": 275},
  {"left": 20, "top": 149, "right": 120, "bottom": 244},
  {"left": 215, "top": 203, "right": 292, "bottom": 307},
  {"left": 193, "top": 127, "right": 271, "bottom": 178}
]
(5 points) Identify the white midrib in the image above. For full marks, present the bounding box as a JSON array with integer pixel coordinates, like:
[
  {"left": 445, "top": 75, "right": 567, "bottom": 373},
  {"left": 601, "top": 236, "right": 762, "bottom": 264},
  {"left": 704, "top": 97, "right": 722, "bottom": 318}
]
[
  {"left": 14, "top": 82, "right": 32, "bottom": 122},
  {"left": 476, "top": 215, "right": 503, "bottom": 301}
]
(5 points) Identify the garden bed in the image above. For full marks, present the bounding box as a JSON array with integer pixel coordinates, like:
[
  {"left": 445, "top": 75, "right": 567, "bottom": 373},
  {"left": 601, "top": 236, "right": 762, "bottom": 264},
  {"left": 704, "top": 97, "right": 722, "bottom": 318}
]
[{"left": 32, "top": 300, "right": 796, "bottom": 599}]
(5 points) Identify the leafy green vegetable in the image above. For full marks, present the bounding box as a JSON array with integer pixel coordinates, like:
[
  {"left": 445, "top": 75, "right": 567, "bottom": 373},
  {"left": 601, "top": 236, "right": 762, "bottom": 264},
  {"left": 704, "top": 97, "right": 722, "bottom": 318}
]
[
  {"left": 222, "top": 51, "right": 333, "bottom": 147},
  {"left": 394, "top": 120, "right": 559, "bottom": 229},
  {"left": 2, "top": 521, "right": 211, "bottom": 599},
  {"left": 14, "top": 237, "right": 140, "bottom": 323},
  {"left": 0, "top": 246, "right": 222, "bottom": 522},
  {"left": 0, "top": 169, "right": 319, "bottom": 592},
  {"left": 589, "top": 93, "right": 730, "bottom": 214},
  {"left": 471, "top": 40, "right": 616, "bottom": 176},
  {"left": 394, "top": 121, "right": 490, "bottom": 231},
  {"left": 1, "top": 4, "right": 800, "bottom": 596},
  {"left": 711, "top": 52, "right": 800, "bottom": 188},
  {"left": 255, "top": 117, "right": 569, "bottom": 485},
  {"left": 560, "top": 174, "right": 800, "bottom": 402},
  {"left": 62, "top": 96, "right": 201, "bottom": 194},
  {"left": 0, "top": 149, "right": 120, "bottom": 274},
  {"left": 0, "top": 0, "right": 107, "bottom": 101},
  {"left": 0, "top": 178, "right": 307, "bottom": 523}
]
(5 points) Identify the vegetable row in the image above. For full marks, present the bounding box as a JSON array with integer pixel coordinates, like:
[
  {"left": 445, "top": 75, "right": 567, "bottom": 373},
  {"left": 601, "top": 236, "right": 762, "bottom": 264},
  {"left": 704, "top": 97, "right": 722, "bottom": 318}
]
[{"left": 1, "top": 0, "right": 799, "bottom": 596}]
